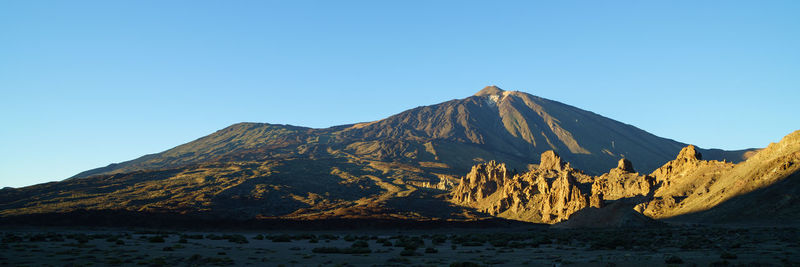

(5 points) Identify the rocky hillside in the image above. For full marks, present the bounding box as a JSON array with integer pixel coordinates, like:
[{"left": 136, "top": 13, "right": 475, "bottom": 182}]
[{"left": 449, "top": 130, "right": 800, "bottom": 225}]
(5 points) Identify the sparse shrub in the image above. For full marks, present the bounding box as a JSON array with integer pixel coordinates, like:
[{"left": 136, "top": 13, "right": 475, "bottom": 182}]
[
  {"left": 270, "top": 234, "right": 291, "bottom": 242},
  {"left": 462, "top": 241, "right": 483, "bottom": 247},
  {"left": 148, "top": 236, "right": 165, "bottom": 243},
  {"left": 432, "top": 235, "right": 447, "bottom": 244},
  {"left": 312, "top": 247, "right": 371, "bottom": 254},
  {"left": 664, "top": 255, "right": 683, "bottom": 264},
  {"left": 450, "top": 261, "right": 480, "bottom": 267},
  {"left": 425, "top": 247, "right": 438, "bottom": 253},
  {"left": 225, "top": 234, "right": 248, "bottom": 244},
  {"left": 115, "top": 240, "right": 125, "bottom": 245},
  {"left": 162, "top": 246, "right": 174, "bottom": 251},
  {"left": 319, "top": 234, "right": 338, "bottom": 240},
  {"left": 709, "top": 260, "right": 730, "bottom": 267},
  {"left": 400, "top": 247, "right": 417, "bottom": 256},
  {"left": 344, "top": 234, "right": 357, "bottom": 242},
  {"left": 182, "top": 234, "right": 203, "bottom": 240},
  {"left": 394, "top": 236, "right": 424, "bottom": 249},
  {"left": 293, "top": 233, "right": 316, "bottom": 240},
  {"left": 29, "top": 234, "right": 48, "bottom": 242},
  {"left": 351, "top": 240, "right": 369, "bottom": 248},
  {"left": 720, "top": 251, "right": 737, "bottom": 259},
  {"left": 253, "top": 234, "right": 264, "bottom": 240},
  {"left": 387, "top": 257, "right": 411, "bottom": 263},
  {"left": 206, "top": 234, "right": 224, "bottom": 240}
]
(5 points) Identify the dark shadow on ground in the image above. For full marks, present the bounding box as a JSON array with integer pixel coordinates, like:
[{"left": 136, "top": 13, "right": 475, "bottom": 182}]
[
  {"left": 664, "top": 171, "right": 800, "bottom": 226},
  {"left": 0, "top": 209, "right": 546, "bottom": 231}
]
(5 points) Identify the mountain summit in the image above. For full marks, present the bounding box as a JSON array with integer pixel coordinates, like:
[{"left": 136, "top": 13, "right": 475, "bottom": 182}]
[{"left": 473, "top": 85, "right": 504, "bottom": 96}]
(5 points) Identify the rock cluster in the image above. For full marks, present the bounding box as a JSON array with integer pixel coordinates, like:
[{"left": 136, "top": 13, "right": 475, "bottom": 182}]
[
  {"left": 452, "top": 151, "right": 595, "bottom": 223},
  {"left": 451, "top": 148, "right": 690, "bottom": 224},
  {"left": 451, "top": 131, "right": 800, "bottom": 226}
]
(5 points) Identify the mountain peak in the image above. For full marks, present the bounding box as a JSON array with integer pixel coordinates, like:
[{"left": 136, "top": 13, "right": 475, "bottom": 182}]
[{"left": 474, "top": 85, "right": 505, "bottom": 96}]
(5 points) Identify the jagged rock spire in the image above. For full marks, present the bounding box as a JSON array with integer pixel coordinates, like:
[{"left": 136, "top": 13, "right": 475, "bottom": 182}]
[
  {"left": 677, "top": 145, "right": 702, "bottom": 161},
  {"left": 616, "top": 158, "right": 635, "bottom": 173},
  {"left": 538, "top": 150, "right": 566, "bottom": 171}
]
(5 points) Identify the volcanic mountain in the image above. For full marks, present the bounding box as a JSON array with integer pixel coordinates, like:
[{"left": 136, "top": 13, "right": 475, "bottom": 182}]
[
  {"left": 0, "top": 86, "right": 757, "bottom": 223},
  {"left": 72, "top": 86, "right": 747, "bottom": 179}
]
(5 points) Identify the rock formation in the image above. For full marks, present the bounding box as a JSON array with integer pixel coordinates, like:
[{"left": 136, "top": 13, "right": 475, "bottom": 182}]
[
  {"left": 451, "top": 151, "right": 594, "bottom": 223},
  {"left": 451, "top": 130, "right": 800, "bottom": 226},
  {"left": 591, "top": 159, "right": 654, "bottom": 202}
]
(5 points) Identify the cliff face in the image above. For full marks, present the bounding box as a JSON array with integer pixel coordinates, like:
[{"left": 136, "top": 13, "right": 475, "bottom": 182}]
[{"left": 451, "top": 130, "right": 800, "bottom": 225}]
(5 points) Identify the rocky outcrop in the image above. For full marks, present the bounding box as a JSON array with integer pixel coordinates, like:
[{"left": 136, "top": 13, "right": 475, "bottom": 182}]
[
  {"left": 639, "top": 145, "right": 736, "bottom": 219},
  {"left": 451, "top": 161, "right": 515, "bottom": 204},
  {"left": 538, "top": 150, "right": 567, "bottom": 171},
  {"left": 591, "top": 159, "right": 655, "bottom": 201},
  {"left": 616, "top": 158, "right": 635, "bottom": 173},
  {"left": 451, "top": 151, "right": 593, "bottom": 223}
]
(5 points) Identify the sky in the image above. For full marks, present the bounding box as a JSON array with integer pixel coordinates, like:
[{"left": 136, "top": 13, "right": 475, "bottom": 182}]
[{"left": 1, "top": 1, "right": 798, "bottom": 188}]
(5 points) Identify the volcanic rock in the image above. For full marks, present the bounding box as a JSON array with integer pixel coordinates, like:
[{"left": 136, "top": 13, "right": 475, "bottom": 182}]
[{"left": 616, "top": 158, "right": 635, "bottom": 173}]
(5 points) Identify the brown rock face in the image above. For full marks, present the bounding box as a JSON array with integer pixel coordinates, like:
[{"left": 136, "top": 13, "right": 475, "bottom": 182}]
[
  {"left": 617, "top": 158, "right": 635, "bottom": 173},
  {"left": 451, "top": 151, "right": 592, "bottom": 223},
  {"left": 677, "top": 145, "right": 702, "bottom": 161},
  {"left": 591, "top": 168, "right": 654, "bottom": 202},
  {"left": 538, "top": 150, "right": 566, "bottom": 171},
  {"left": 451, "top": 160, "right": 515, "bottom": 204}
]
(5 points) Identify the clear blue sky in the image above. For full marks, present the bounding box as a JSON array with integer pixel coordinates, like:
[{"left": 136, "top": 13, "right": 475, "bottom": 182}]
[{"left": 1, "top": 1, "right": 798, "bottom": 188}]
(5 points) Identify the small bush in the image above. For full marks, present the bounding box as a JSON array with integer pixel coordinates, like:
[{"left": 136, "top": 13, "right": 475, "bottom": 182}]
[
  {"left": 182, "top": 234, "right": 204, "bottom": 240},
  {"left": 312, "top": 247, "right": 371, "bottom": 254},
  {"left": 425, "top": 247, "right": 438, "bottom": 253},
  {"left": 450, "top": 261, "right": 480, "bottom": 267},
  {"left": 664, "top": 255, "right": 683, "bottom": 264},
  {"left": 400, "top": 247, "right": 417, "bottom": 256},
  {"left": 720, "top": 251, "right": 737, "bottom": 259},
  {"left": 270, "top": 235, "right": 291, "bottom": 243},
  {"left": 148, "top": 236, "right": 165, "bottom": 243},
  {"left": 225, "top": 234, "right": 248, "bottom": 244},
  {"left": 351, "top": 240, "right": 369, "bottom": 248}
]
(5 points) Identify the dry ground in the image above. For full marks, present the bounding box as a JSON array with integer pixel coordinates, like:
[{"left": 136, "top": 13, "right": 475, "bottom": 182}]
[{"left": 1, "top": 226, "right": 798, "bottom": 266}]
